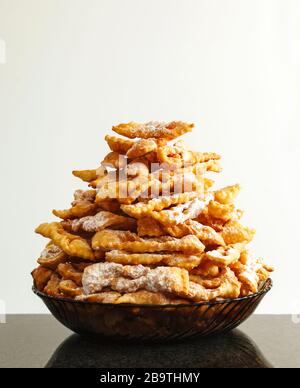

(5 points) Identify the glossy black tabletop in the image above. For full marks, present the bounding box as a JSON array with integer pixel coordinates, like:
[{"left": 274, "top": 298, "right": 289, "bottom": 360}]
[{"left": 0, "top": 315, "right": 299, "bottom": 368}]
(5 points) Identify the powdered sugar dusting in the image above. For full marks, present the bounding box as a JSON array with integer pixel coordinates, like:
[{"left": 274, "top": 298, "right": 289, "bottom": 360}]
[
  {"left": 82, "top": 262, "right": 188, "bottom": 296},
  {"left": 239, "top": 255, "right": 262, "bottom": 290},
  {"left": 160, "top": 194, "right": 212, "bottom": 225},
  {"left": 40, "top": 244, "right": 62, "bottom": 259},
  {"left": 72, "top": 189, "right": 95, "bottom": 205}
]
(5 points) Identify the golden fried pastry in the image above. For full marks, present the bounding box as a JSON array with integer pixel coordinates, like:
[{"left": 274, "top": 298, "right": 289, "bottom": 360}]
[
  {"left": 191, "top": 260, "right": 220, "bottom": 277},
  {"left": 157, "top": 142, "right": 220, "bottom": 168},
  {"left": 35, "top": 222, "right": 95, "bottom": 260},
  {"left": 121, "top": 192, "right": 199, "bottom": 218},
  {"left": 57, "top": 263, "right": 83, "bottom": 286},
  {"left": 72, "top": 169, "right": 98, "bottom": 182},
  {"left": 62, "top": 210, "right": 136, "bottom": 233},
  {"left": 71, "top": 261, "right": 95, "bottom": 272},
  {"left": 53, "top": 189, "right": 98, "bottom": 220},
  {"left": 73, "top": 189, "right": 97, "bottom": 203},
  {"left": 150, "top": 196, "right": 212, "bottom": 226},
  {"left": 53, "top": 203, "right": 98, "bottom": 220},
  {"left": 143, "top": 170, "right": 204, "bottom": 198},
  {"left": 33, "top": 120, "right": 273, "bottom": 305},
  {"left": 82, "top": 262, "right": 190, "bottom": 297},
  {"left": 207, "top": 200, "right": 235, "bottom": 222},
  {"left": 163, "top": 171, "right": 204, "bottom": 194},
  {"left": 105, "top": 250, "right": 202, "bottom": 270},
  {"left": 204, "top": 243, "right": 245, "bottom": 266},
  {"left": 44, "top": 273, "right": 62, "bottom": 296},
  {"left": 204, "top": 178, "right": 215, "bottom": 190},
  {"left": 164, "top": 220, "right": 225, "bottom": 247},
  {"left": 96, "top": 162, "right": 150, "bottom": 204},
  {"left": 221, "top": 221, "right": 255, "bottom": 244},
  {"left": 126, "top": 138, "right": 157, "bottom": 159},
  {"left": 175, "top": 160, "right": 222, "bottom": 176},
  {"left": 214, "top": 184, "right": 241, "bottom": 204},
  {"left": 137, "top": 217, "right": 165, "bottom": 237},
  {"left": 92, "top": 229, "right": 205, "bottom": 254},
  {"left": 102, "top": 152, "right": 127, "bottom": 170},
  {"left": 59, "top": 280, "right": 83, "bottom": 297},
  {"left": 105, "top": 135, "right": 134, "bottom": 154},
  {"left": 31, "top": 266, "right": 53, "bottom": 291},
  {"left": 97, "top": 199, "right": 121, "bottom": 213},
  {"left": 37, "top": 243, "right": 68, "bottom": 269},
  {"left": 189, "top": 274, "right": 222, "bottom": 289},
  {"left": 88, "top": 173, "right": 109, "bottom": 189},
  {"left": 188, "top": 268, "right": 241, "bottom": 302},
  {"left": 112, "top": 121, "right": 194, "bottom": 140},
  {"left": 230, "top": 251, "right": 274, "bottom": 294}
]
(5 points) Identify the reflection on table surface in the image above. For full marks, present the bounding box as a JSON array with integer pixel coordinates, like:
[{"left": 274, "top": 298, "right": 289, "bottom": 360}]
[{"left": 45, "top": 329, "right": 272, "bottom": 368}]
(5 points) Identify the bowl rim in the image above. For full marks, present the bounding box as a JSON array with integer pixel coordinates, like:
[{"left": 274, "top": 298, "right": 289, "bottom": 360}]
[{"left": 32, "top": 278, "right": 272, "bottom": 308}]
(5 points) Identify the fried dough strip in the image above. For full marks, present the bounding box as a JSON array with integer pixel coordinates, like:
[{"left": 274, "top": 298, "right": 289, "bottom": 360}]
[
  {"left": 88, "top": 173, "right": 109, "bottom": 189},
  {"left": 140, "top": 172, "right": 202, "bottom": 199},
  {"left": 57, "top": 263, "right": 83, "bottom": 286},
  {"left": 157, "top": 143, "right": 220, "bottom": 168},
  {"left": 163, "top": 172, "right": 204, "bottom": 194},
  {"left": 53, "top": 189, "right": 97, "bottom": 220},
  {"left": 92, "top": 229, "right": 205, "bottom": 254},
  {"left": 204, "top": 243, "right": 246, "bottom": 266},
  {"left": 165, "top": 220, "right": 225, "bottom": 247},
  {"left": 97, "top": 199, "right": 121, "bottom": 213},
  {"left": 71, "top": 262, "right": 95, "bottom": 272},
  {"left": 112, "top": 121, "right": 194, "bottom": 140},
  {"left": 204, "top": 178, "right": 215, "bottom": 191},
  {"left": 207, "top": 201, "right": 235, "bottom": 222},
  {"left": 105, "top": 250, "right": 203, "bottom": 270},
  {"left": 62, "top": 211, "right": 136, "bottom": 233},
  {"left": 214, "top": 184, "right": 241, "bottom": 204},
  {"left": 53, "top": 203, "right": 98, "bottom": 220},
  {"left": 82, "top": 262, "right": 190, "bottom": 297},
  {"left": 59, "top": 280, "right": 83, "bottom": 297},
  {"left": 31, "top": 266, "right": 53, "bottom": 291},
  {"left": 150, "top": 197, "right": 211, "bottom": 226},
  {"left": 105, "top": 135, "right": 134, "bottom": 154},
  {"left": 96, "top": 176, "right": 150, "bottom": 205},
  {"left": 189, "top": 274, "right": 222, "bottom": 289},
  {"left": 196, "top": 207, "right": 226, "bottom": 231},
  {"left": 187, "top": 268, "right": 241, "bottom": 302},
  {"left": 44, "top": 273, "right": 62, "bottom": 296},
  {"left": 37, "top": 243, "right": 68, "bottom": 269},
  {"left": 221, "top": 221, "right": 255, "bottom": 244},
  {"left": 72, "top": 166, "right": 106, "bottom": 183},
  {"left": 35, "top": 222, "right": 95, "bottom": 260},
  {"left": 137, "top": 217, "right": 165, "bottom": 237},
  {"left": 191, "top": 261, "right": 220, "bottom": 277},
  {"left": 96, "top": 162, "right": 150, "bottom": 204},
  {"left": 168, "top": 160, "right": 222, "bottom": 177},
  {"left": 230, "top": 252, "right": 274, "bottom": 293},
  {"left": 72, "top": 169, "right": 98, "bottom": 182},
  {"left": 121, "top": 192, "right": 199, "bottom": 218},
  {"left": 126, "top": 139, "right": 157, "bottom": 158},
  {"left": 102, "top": 152, "right": 127, "bottom": 169}
]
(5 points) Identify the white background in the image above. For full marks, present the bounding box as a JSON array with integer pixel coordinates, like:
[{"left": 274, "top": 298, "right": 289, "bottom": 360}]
[{"left": 0, "top": 0, "right": 299, "bottom": 314}]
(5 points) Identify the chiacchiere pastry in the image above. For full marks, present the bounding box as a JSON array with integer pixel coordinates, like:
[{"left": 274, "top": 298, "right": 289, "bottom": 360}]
[{"left": 32, "top": 121, "right": 273, "bottom": 304}]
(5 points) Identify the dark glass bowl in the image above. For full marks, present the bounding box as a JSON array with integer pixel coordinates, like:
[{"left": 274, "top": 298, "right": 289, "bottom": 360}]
[{"left": 33, "top": 278, "right": 272, "bottom": 342}]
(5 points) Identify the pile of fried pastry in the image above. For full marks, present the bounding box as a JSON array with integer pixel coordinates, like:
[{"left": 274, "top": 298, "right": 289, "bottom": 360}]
[{"left": 32, "top": 121, "right": 273, "bottom": 305}]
